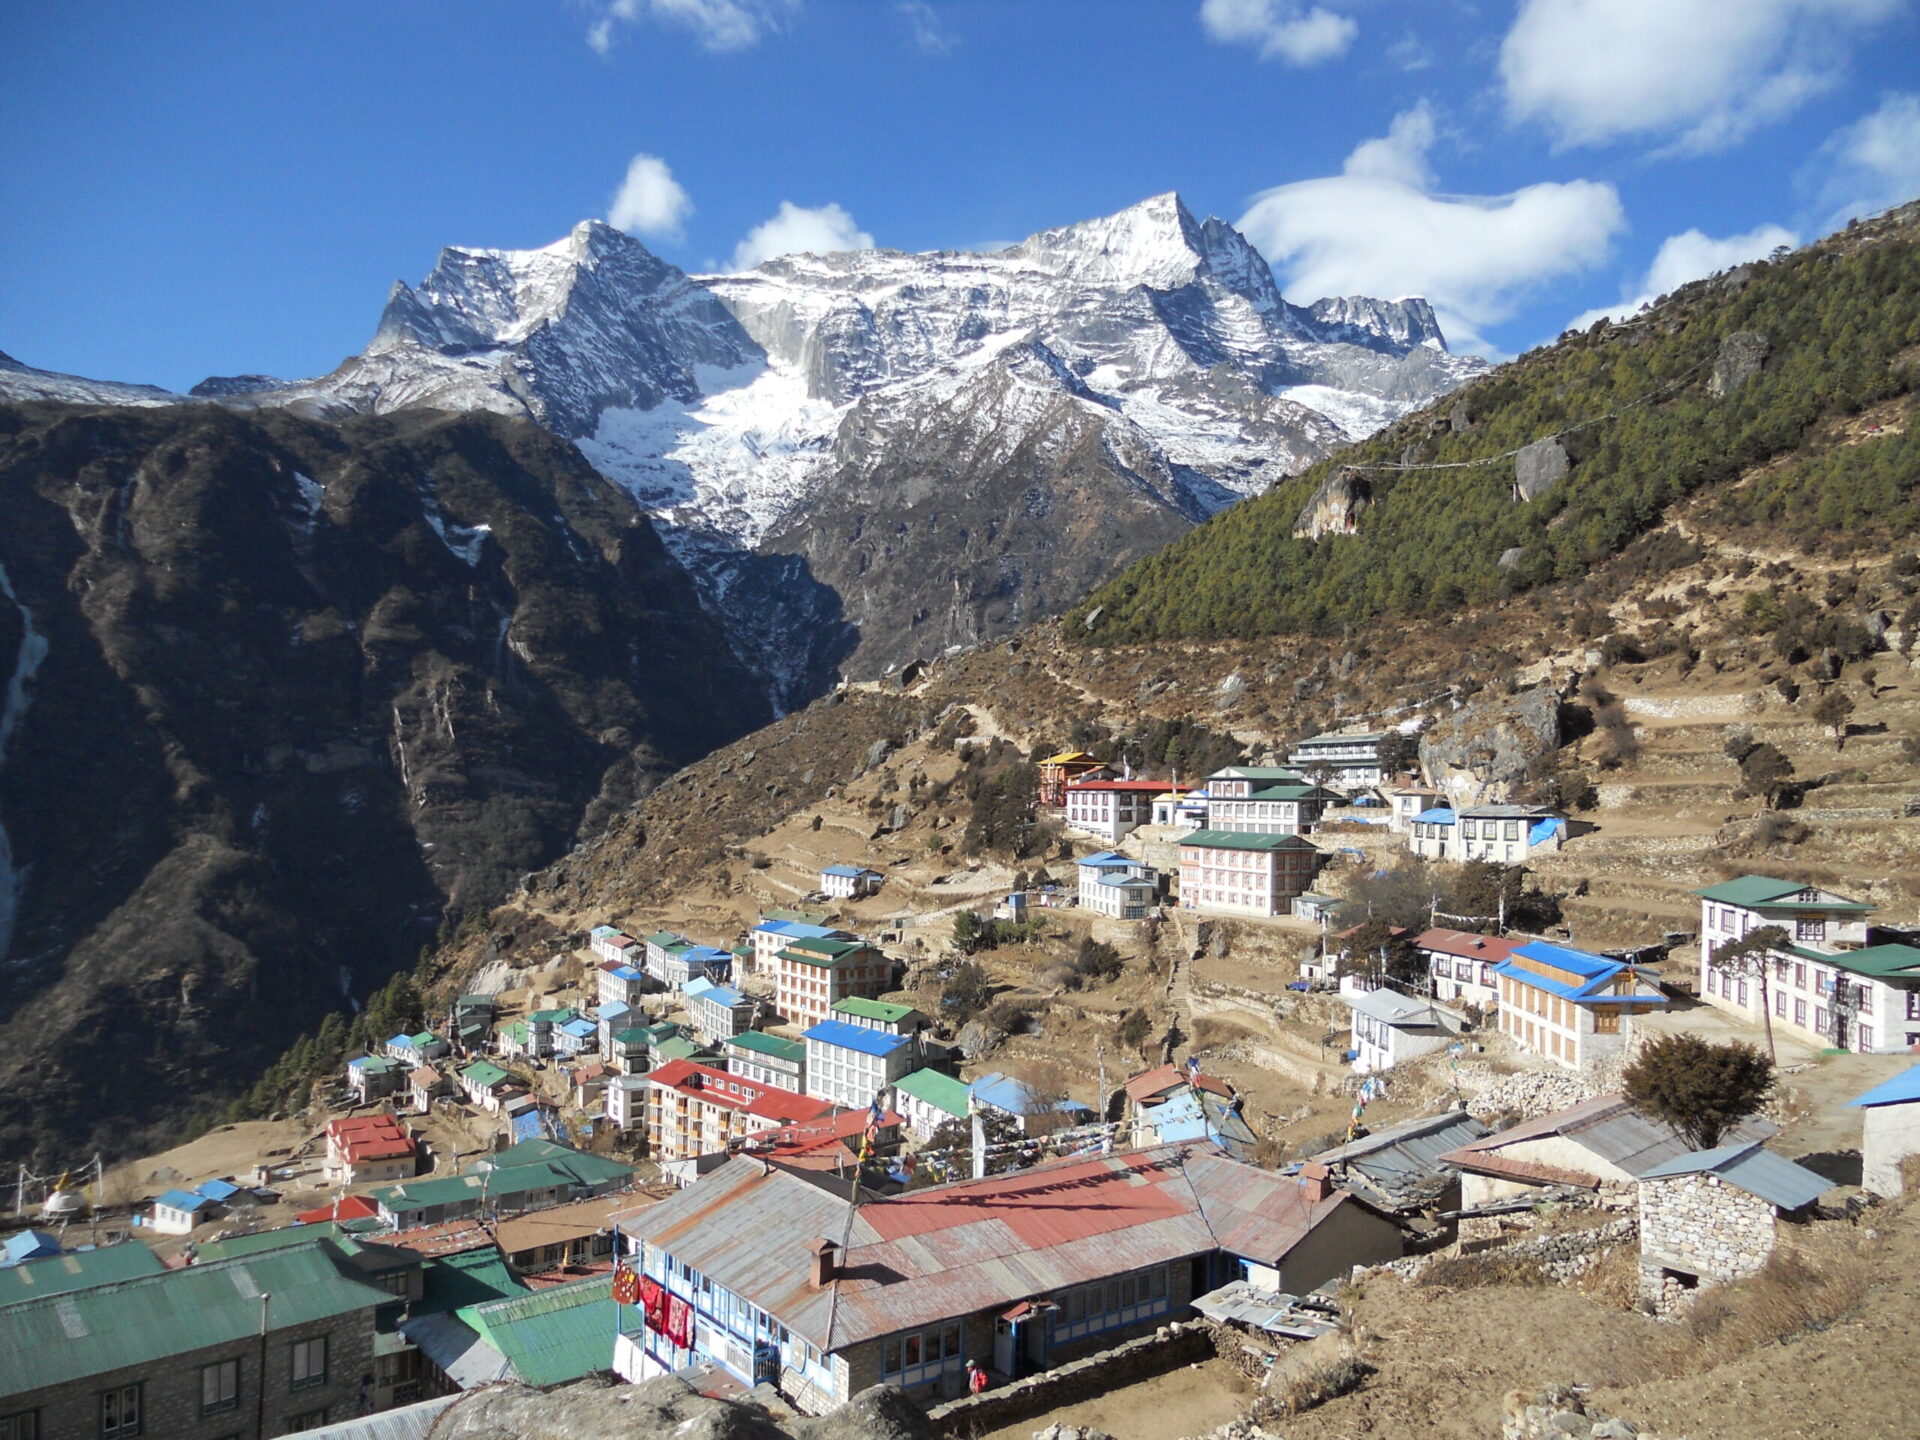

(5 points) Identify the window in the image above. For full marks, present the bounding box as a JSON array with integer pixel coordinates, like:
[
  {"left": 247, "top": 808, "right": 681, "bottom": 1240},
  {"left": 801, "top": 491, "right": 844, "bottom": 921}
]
[
  {"left": 1794, "top": 999, "right": 1807, "bottom": 1027},
  {"left": 1, "top": 1412, "right": 39, "bottom": 1440},
  {"left": 290, "top": 1336, "right": 328, "bottom": 1390},
  {"left": 1796, "top": 918, "right": 1826, "bottom": 942},
  {"left": 285, "top": 1411, "right": 330, "bottom": 1433},
  {"left": 100, "top": 1385, "right": 141, "bottom": 1439},
  {"left": 1907, "top": 989, "right": 1920, "bottom": 1021},
  {"left": 1775, "top": 990, "right": 1787, "bottom": 1017},
  {"left": 201, "top": 1359, "right": 240, "bottom": 1416},
  {"left": 1795, "top": 963, "right": 1806, "bottom": 990}
]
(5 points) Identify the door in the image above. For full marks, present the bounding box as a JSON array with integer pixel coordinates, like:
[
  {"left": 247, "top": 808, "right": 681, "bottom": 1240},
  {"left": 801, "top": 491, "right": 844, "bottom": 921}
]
[
  {"left": 1024, "top": 1316, "right": 1047, "bottom": 1369},
  {"left": 993, "top": 1317, "right": 1016, "bottom": 1376}
]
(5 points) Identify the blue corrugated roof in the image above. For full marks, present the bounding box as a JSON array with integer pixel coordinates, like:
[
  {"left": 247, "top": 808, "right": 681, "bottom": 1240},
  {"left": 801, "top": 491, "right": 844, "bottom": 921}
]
[
  {"left": 1078, "top": 851, "right": 1130, "bottom": 868},
  {"left": 802, "top": 1020, "right": 913, "bottom": 1057},
  {"left": 154, "top": 1189, "right": 210, "bottom": 1212},
  {"left": 823, "top": 864, "right": 878, "bottom": 878},
  {"left": 693, "top": 983, "right": 747, "bottom": 1007},
  {"left": 1098, "top": 873, "right": 1155, "bottom": 888},
  {"left": 1850, "top": 1063, "right": 1920, "bottom": 1108},
  {"left": 1512, "top": 940, "right": 1617, "bottom": 979},
  {"left": 559, "top": 1018, "right": 597, "bottom": 1038},
  {"left": 681, "top": 945, "right": 733, "bottom": 967},
  {"left": 195, "top": 1179, "right": 241, "bottom": 1202},
  {"left": 597, "top": 1001, "right": 631, "bottom": 1022},
  {"left": 607, "top": 964, "right": 644, "bottom": 981},
  {"left": 1412, "top": 808, "right": 1456, "bottom": 823},
  {"left": 754, "top": 919, "right": 840, "bottom": 940},
  {"left": 1639, "top": 1140, "right": 1830, "bottom": 1210}
]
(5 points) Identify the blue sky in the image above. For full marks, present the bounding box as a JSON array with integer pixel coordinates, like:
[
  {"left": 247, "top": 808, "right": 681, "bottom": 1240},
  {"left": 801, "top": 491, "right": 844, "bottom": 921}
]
[{"left": 3, "top": 1, "right": 1917, "bottom": 390}]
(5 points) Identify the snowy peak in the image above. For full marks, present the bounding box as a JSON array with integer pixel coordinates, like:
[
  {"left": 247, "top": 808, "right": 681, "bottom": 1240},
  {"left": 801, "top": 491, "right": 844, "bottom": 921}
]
[
  {"left": 1008, "top": 192, "right": 1214, "bottom": 289},
  {"left": 1306, "top": 295, "right": 1448, "bottom": 352}
]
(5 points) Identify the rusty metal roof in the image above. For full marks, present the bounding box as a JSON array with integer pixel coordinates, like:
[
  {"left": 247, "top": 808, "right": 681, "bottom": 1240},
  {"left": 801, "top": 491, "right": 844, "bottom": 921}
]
[{"left": 630, "top": 1144, "right": 1358, "bottom": 1351}]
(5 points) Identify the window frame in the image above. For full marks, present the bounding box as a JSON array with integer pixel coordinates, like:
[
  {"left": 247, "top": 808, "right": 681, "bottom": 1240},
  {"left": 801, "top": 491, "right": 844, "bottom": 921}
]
[
  {"left": 290, "top": 1335, "right": 328, "bottom": 1391},
  {"left": 200, "top": 1358, "right": 241, "bottom": 1417},
  {"left": 99, "top": 1384, "right": 141, "bottom": 1440},
  {"left": 1, "top": 1411, "right": 40, "bottom": 1440}
]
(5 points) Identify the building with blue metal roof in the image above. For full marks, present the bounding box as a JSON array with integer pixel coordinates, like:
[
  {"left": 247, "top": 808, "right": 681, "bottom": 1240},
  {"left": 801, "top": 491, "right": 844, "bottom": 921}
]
[
  {"left": 1493, "top": 941, "right": 1668, "bottom": 1069},
  {"left": 1851, "top": 1061, "right": 1920, "bottom": 1197},
  {"left": 802, "top": 1020, "right": 921, "bottom": 1110}
]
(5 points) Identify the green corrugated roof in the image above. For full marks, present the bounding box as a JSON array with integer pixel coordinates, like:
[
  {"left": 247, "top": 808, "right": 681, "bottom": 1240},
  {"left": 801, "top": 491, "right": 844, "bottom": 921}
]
[
  {"left": 194, "top": 1222, "right": 345, "bottom": 1263},
  {"left": 0, "top": 1240, "right": 389, "bottom": 1398},
  {"left": 644, "top": 931, "right": 689, "bottom": 950},
  {"left": 764, "top": 908, "right": 832, "bottom": 926},
  {"left": 373, "top": 1174, "right": 489, "bottom": 1213},
  {"left": 1808, "top": 943, "right": 1920, "bottom": 979},
  {"left": 527, "top": 1008, "right": 577, "bottom": 1025},
  {"left": 456, "top": 1276, "right": 632, "bottom": 1386},
  {"left": 1178, "top": 829, "right": 1319, "bottom": 851},
  {"left": 456, "top": 994, "right": 495, "bottom": 1011},
  {"left": 653, "top": 1036, "right": 706, "bottom": 1063},
  {"left": 1209, "top": 767, "right": 1307, "bottom": 781},
  {"left": 894, "top": 1067, "right": 969, "bottom": 1119},
  {"left": 415, "top": 1247, "right": 528, "bottom": 1316},
  {"left": 777, "top": 937, "right": 870, "bottom": 966},
  {"left": 727, "top": 1031, "right": 805, "bottom": 1063},
  {"left": 832, "top": 997, "right": 919, "bottom": 1024},
  {"left": 485, "top": 1139, "right": 636, "bottom": 1190},
  {"left": 0, "top": 1243, "right": 165, "bottom": 1308},
  {"left": 461, "top": 1060, "right": 511, "bottom": 1088},
  {"left": 1696, "top": 875, "right": 1872, "bottom": 910}
]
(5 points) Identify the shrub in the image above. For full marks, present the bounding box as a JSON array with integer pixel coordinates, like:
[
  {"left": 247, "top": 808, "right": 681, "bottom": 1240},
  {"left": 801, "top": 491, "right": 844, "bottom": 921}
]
[{"left": 1623, "top": 1033, "right": 1774, "bottom": 1150}]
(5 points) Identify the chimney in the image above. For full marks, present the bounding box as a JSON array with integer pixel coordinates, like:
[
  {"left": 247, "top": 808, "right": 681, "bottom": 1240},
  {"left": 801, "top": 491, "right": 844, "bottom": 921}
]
[
  {"left": 807, "top": 1237, "right": 841, "bottom": 1288},
  {"left": 1297, "top": 1161, "right": 1333, "bottom": 1202}
]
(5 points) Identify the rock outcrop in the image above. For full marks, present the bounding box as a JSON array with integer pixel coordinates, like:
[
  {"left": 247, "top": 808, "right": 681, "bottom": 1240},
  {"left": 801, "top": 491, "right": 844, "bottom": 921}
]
[
  {"left": 1512, "top": 437, "right": 1569, "bottom": 502},
  {"left": 432, "top": 1376, "right": 936, "bottom": 1440},
  {"left": 1419, "top": 682, "right": 1564, "bottom": 804},
  {"left": 1708, "top": 331, "right": 1771, "bottom": 399},
  {"left": 1294, "top": 467, "right": 1371, "bottom": 539}
]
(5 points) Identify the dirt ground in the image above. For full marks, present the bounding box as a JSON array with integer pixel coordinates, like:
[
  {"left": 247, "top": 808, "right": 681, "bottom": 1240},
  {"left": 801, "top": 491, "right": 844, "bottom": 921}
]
[{"left": 977, "top": 1357, "right": 1257, "bottom": 1440}]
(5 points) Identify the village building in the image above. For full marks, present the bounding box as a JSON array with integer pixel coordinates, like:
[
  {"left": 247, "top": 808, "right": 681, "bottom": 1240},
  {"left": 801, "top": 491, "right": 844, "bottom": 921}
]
[
  {"left": 409, "top": 1064, "right": 451, "bottom": 1113},
  {"left": 1385, "top": 782, "right": 1443, "bottom": 833},
  {"left": 1035, "top": 750, "right": 1110, "bottom": 808},
  {"left": 642, "top": 932, "right": 734, "bottom": 991},
  {"left": 892, "top": 1068, "right": 971, "bottom": 1142},
  {"left": 1121, "top": 1066, "right": 1257, "bottom": 1160},
  {"left": 597, "top": 959, "right": 652, "bottom": 1009},
  {"left": 385, "top": 1030, "right": 449, "bottom": 1066},
  {"left": 821, "top": 864, "right": 885, "bottom": 899},
  {"left": 802, "top": 1021, "right": 921, "bottom": 1110},
  {"left": 640, "top": 1058, "right": 836, "bottom": 1166},
  {"left": 324, "top": 1114, "right": 419, "bottom": 1187},
  {"left": 1438, "top": 1093, "right": 1778, "bottom": 1218},
  {"left": 0, "top": 1238, "right": 393, "bottom": 1440},
  {"left": 725, "top": 1031, "right": 808, "bottom": 1092},
  {"left": 969, "top": 1072, "right": 1094, "bottom": 1136},
  {"left": 1075, "top": 851, "right": 1160, "bottom": 919},
  {"left": 1176, "top": 830, "right": 1324, "bottom": 918},
  {"left": 449, "top": 995, "right": 495, "bottom": 1054},
  {"left": 618, "top": 1144, "right": 1402, "bottom": 1407},
  {"left": 591, "top": 925, "right": 644, "bottom": 967},
  {"left": 752, "top": 1108, "right": 906, "bottom": 1176},
  {"left": 1414, "top": 928, "right": 1527, "bottom": 1008},
  {"left": 1203, "top": 777, "right": 1344, "bottom": 836},
  {"left": 456, "top": 1059, "right": 521, "bottom": 1113},
  {"left": 554, "top": 1016, "right": 599, "bottom": 1056},
  {"left": 1636, "top": 1141, "right": 1829, "bottom": 1315},
  {"left": 1849, "top": 1064, "right": 1920, "bottom": 1197},
  {"left": 595, "top": 1000, "right": 637, "bottom": 1056},
  {"left": 1284, "top": 732, "right": 1389, "bottom": 790},
  {"left": 772, "top": 935, "right": 894, "bottom": 1032},
  {"left": 1144, "top": 788, "right": 1203, "bottom": 830},
  {"left": 566, "top": 1060, "right": 610, "bottom": 1112},
  {"left": 831, "top": 996, "right": 930, "bottom": 1037},
  {"left": 346, "top": 1053, "right": 407, "bottom": 1104},
  {"left": 1306, "top": 1110, "right": 1490, "bottom": 1216},
  {"left": 1338, "top": 978, "right": 1469, "bottom": 1073},
  {"left": 147, "top": 1188, "right": 219, "bottom": 1236},
  {"left": 1696, "top": 876, "right": 1918, "bottom": 1052},
  {"left": 490, "top": 1193, "right": 657, "bottom": 1280},
  {"left": 684, "top": 977, "right": 760, "bottom": 1044},
  {"left": 747, "top": 916, "right": 847, "bottom": 977},
  {"left": 1493, "top": 940, "right": 1669, "bottom": 1069},
  {"left": 605, "top": 1074, "right": 648, "bottom": 1133},
  {"left": 1405, "top": 804, "right": 1566, "bottom": 864},
  {"left": 1063, "top": 777, "right": 1166, "bottom": 844},
  {"left": 369, "top": 1140, "right": 634, "bottom": 1229}
]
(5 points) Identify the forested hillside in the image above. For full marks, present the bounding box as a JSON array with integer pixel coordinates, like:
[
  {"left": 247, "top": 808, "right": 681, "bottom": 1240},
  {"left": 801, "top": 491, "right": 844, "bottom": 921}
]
[{"left": 1071, "top": 203, "right": 1920, "bottom": 644}]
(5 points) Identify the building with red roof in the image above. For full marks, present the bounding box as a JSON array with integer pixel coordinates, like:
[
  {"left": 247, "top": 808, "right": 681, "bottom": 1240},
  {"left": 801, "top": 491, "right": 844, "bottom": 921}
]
[
  {"left": 642, "top": 1059, "right": 836, "bottom": 1166},
  {"left": 620, "top": 1143, "right": 1401, "bottom": 1408},
  {"left": 324, "top": 1113, "right": 418, "bottom": 1186},
  {"left": 1064, "top": 777, "right": 1168, "bottom": 844},
  {"left": 1413, "top": 928, "right": 1526, "bottom": 1007}
]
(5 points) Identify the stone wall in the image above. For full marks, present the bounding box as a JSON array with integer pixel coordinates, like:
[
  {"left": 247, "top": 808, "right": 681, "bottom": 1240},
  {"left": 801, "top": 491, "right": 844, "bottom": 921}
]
[
  {"left": 924, "top": 1322, "right": 1212, "bottom": 1434},
  {"left": 1501, "top": 1385, "right": 1657, "bottom": 1440},
  {"left": 1365, "top": 1217, "right": 1637, "bottom": 1283},
  {"left": 1637, "top": 1173, "right": 1776, "bottom": 1314}
]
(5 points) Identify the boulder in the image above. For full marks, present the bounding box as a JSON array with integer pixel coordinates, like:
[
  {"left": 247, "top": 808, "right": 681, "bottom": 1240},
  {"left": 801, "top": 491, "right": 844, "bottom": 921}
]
[
  {"left": 1708, "top": 331, "right": 1770, "bottom": 398},
  {"left": 1294, "top": 467, "right": 1372, "bottom": 539},
  {"left": 1419, "top": 681, "right": 1564, "bottom": 805},
  {"left": 1513, "top": 437, "right": 1569, "bottom": 502}
]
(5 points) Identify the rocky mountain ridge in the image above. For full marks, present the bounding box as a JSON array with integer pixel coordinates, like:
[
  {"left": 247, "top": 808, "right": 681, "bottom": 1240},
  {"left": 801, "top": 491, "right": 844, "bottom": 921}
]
[{"left": 2, "top": 194, "right": 1482, "bottom": 700}]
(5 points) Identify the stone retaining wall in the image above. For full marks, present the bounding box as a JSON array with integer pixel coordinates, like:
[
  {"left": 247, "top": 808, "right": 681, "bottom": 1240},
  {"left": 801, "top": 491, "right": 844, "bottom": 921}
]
[
  {"left": 1364, "top": 1217, "right": 1638, "bottom": 1284},
  {"left": 925, "top": 1322, "right": 1213, "bottom": 1434}
]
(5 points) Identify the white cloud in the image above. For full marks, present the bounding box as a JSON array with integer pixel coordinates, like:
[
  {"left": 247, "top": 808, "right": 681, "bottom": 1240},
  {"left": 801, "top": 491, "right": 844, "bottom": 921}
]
[
  {"left": 1500, "top": 0, "right": 1902, "bottom": 153},
  {"left": 1236, "top": 104, "right": 1625, "bottom": 354},
  {"left": 1812, "top": 91, "right": 1920, "bottom": 230},
  {"left": 607, "top": 154, "right": 693, "bottom": 240},
  {"left": 587, "top": 0, "right": 796, "bottom": 54},
  {"left": 1567, "top": 223, "right": 1799, "bottom": 331},
  {"left": 730, "top": 202, "right": 875, "bottom": 270},
  {"left": 1199, "top": 0, "right": 1357, "bottom": 66},
  {"left": 898, "top": 0, "right": 954, "bottom": 54}
]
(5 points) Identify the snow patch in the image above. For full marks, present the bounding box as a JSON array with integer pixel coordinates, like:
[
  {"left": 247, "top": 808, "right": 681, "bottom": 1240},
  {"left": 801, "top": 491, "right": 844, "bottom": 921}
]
[{"left": 416, "top": 475, "right": 491, "bottom": 566}]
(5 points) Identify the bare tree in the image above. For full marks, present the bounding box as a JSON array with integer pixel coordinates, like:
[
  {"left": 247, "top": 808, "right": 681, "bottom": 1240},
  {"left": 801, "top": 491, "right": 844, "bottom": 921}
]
[{"left": 1705, "top": 924, "right": 1790, "bottom": 1060}]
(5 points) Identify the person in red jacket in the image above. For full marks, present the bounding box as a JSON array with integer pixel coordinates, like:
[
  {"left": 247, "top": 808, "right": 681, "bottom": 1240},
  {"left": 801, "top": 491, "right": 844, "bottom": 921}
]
[{"left": 967, "top": 1359, "right": 989, "bottom": 1395}]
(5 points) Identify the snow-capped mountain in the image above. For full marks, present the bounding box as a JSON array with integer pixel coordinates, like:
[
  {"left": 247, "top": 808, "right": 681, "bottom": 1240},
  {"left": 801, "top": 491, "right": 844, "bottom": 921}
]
[
  {"left": 0, "top": 350, "right": 182, "bottom": 407},
  {"left": 0, "top": 192, "right": 1484, "bottom": 699}
]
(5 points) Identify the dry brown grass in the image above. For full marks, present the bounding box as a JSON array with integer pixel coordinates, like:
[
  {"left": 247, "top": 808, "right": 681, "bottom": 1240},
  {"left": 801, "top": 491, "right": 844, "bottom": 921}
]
[
  {"left": 1253, "top": 1355, "right": 1374, "bottom": 1420},
  {"left": 1569, "top": 1243, "right": 1642, "bottom": 1311},
  {"left": 1673, "top": 1234, "right": 1872, "bottom": 1370},
  {"left": 1414, "top": 1251, "right": 1553, "bottom": 1290},
  {"left": 1192, "top": 1016, "right": 1258, "bottom": 1049}
]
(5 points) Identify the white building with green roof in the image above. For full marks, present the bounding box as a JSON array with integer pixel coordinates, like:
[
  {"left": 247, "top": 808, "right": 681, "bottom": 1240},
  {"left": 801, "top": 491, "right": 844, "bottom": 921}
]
[
  {"left": 1283, "top": 732, "right": 1390, "bottom": 789},
  {"left": 830, "top": 996, "right": 930, "bottom": 1037},
  {"left": 725, "top": 1031, "right": 807, "bottom": 1091},
  {"left": 893, "top": 1068, "right": 971, "bottom": 1142},
  {"left": 1176, "top": 830, "right": 1324, "bottom": 918},
  {"left": 1697, "top": 875, "right": 1919, "bottom": 1052}
]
